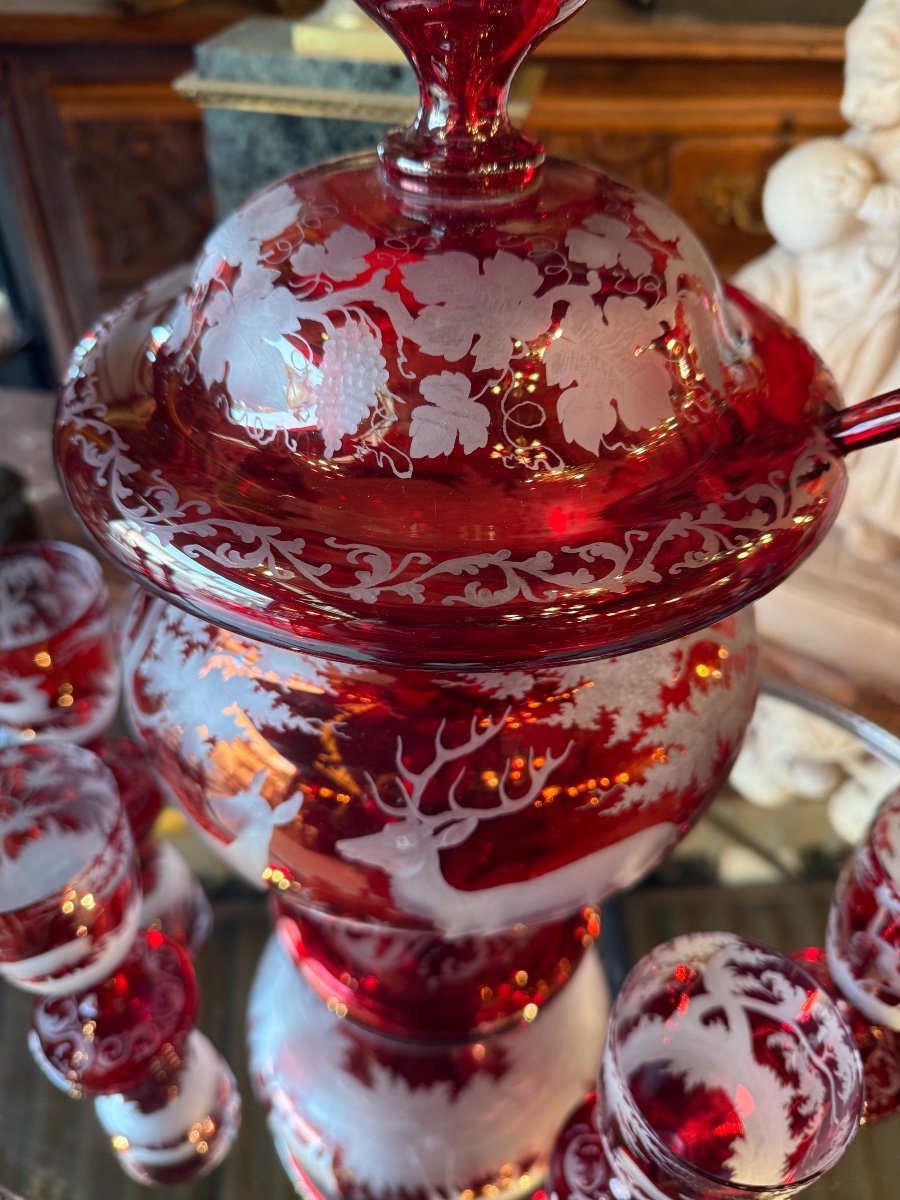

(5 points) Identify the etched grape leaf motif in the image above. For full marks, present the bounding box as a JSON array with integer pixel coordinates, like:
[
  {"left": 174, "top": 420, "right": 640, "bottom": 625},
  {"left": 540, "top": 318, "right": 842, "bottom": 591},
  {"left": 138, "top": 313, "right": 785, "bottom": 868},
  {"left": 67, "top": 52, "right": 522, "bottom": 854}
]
[
  {"left": 198, "top": 259, "right": 305, "bottom": 413},
  {"left": 409, "top": 373, "right": 491, "bottom": 458},
  {"left": 292, "top": 226, "right": 376, "bottom": 282},
  {"left": 317, "top": 319, "right": 389, "bottom": 457},
  {"left": 166, "top": 185, "right": 299, "bottom": 355},
  {"left": 631, "top": 194, "right": 723, "bottom": 303},
  {"left": 201, "top": 182, "right": 298, "bottom": 279},
  {"left": 566, "top": 213, "right": 653, "bottom": 278},
  {"left": 631, "top": 195, "right": 688, "bottom": 256},
  {"left": 679, "top": 285, "right": 735, "bottom": 392},
  {"left": 401, "top": 251, "right": 553, "bottom": 371},
  {"left": 634, "top": 196, "right": 736, "bottom": 397},
  {"left": 547, "top": 295, "right": 674, "bottom": 454}
]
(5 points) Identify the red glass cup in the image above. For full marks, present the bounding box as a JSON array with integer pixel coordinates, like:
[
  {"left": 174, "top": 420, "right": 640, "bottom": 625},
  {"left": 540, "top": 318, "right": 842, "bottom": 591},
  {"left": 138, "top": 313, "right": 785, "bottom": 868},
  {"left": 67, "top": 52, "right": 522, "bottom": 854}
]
[
  {"left": 94, "top": 1028, "right": 240, "bottom": 1186},
  {"left": 551, "top": 932, "right": 863, "bottom": 1200},
  {"left": 31, "top": 928, "right": 199, "bottom": 1097},
  {"left": 97, "top": 736, "right": 213, "bottom": 953},
  {"left": 0, "top": 742, "right": 141, "bottom": 993},
  {"left": 31, "top": 930, "right": 241, "bottom": 1186},
  {"left": 792, "top": 946, "right": 900, "bottom": 1125},
  {"left": 826, "top": 787, "right": 900, "bottom": 1033},
  {"left": 0, "top": 542, "right": 119, "bottom": 745}
]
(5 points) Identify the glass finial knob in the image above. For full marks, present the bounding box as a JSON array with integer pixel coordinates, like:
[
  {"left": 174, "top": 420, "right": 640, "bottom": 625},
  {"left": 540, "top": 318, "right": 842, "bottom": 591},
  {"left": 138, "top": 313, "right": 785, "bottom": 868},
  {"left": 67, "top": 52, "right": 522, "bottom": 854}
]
[{"left": 355, "top": 0, "right": 588, "bottom": 204}]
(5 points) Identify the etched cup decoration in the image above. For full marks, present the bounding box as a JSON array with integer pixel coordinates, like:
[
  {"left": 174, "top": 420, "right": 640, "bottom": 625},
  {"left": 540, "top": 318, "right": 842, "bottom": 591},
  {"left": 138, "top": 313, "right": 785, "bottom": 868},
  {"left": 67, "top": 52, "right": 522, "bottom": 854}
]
[
  {"left": 0, "top": 541, "right": 120, "bottom": 745},
  {"left": 0, "top": 742, "right": 141, "bottom": 993},
  {"left": 249, "top": 929, "right": 608, "bottom": 1200},
  {"left": 826, "top": 787, "right": 900, "bottom": 1032},
  {"left": 552, "top": 932, "right": 863, "bottom": 1200},
  {"left": 790, "top": 944, "right": 900, "bottom": 1125}
]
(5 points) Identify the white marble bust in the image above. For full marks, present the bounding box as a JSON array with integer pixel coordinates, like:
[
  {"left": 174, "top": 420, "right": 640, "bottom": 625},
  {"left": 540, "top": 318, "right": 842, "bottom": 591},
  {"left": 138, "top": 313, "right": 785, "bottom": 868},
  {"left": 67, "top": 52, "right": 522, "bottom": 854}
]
[{"left": 735, "top": 0, "right": 900, "bottom": 697}]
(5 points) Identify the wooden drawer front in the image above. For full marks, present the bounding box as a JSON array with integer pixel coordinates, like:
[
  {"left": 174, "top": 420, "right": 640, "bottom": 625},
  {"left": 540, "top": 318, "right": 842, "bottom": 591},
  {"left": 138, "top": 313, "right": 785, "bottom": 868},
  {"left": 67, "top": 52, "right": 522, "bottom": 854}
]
[{"left": 536, "top": 128, "right": 674, "bottom": 195}]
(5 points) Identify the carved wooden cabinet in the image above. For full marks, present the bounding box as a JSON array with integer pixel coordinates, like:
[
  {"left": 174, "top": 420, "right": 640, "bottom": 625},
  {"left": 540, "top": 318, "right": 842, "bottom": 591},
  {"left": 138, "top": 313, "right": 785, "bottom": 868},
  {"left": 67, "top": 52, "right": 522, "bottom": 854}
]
[
  {"left": 0, "top": 0, "right": 847, "bottom": 372},
  {"left": 0, "top": 6, "right": 240, "bottom": 370}
]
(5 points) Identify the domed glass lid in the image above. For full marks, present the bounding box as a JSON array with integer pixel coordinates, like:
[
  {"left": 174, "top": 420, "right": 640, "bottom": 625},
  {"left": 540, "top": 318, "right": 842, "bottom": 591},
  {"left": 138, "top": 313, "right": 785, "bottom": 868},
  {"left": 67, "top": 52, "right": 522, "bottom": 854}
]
[{"left": 56, "top": 0, "right": 900, "bottom": 669}]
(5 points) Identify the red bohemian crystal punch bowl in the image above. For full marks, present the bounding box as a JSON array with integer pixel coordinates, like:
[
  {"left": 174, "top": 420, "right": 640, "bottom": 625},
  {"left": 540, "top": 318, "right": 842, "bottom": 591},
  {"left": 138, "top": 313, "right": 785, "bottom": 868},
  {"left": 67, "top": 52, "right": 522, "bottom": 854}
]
[
  {"left": 50, "top": 3, "right": 894, "bottom": 1193},
  {"left": 124, "top": 591, "right": 757, "bottom": 938},
  {"left": 55, "top": 0, "right": 900, "bottom": 672}
]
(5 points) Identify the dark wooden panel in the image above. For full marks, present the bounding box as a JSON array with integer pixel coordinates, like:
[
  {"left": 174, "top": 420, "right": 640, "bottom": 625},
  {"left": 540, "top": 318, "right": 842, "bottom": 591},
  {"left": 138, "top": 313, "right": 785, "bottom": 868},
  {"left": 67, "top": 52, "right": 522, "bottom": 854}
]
[
  {"left": 53, "top": 83, "right": 212, "bottom": 311},
  {"left": 668, "top": 134, "right": 797, "bottom": 275},
  {"left": 0, "top": 44, "right": 211, "bottom": 363}
]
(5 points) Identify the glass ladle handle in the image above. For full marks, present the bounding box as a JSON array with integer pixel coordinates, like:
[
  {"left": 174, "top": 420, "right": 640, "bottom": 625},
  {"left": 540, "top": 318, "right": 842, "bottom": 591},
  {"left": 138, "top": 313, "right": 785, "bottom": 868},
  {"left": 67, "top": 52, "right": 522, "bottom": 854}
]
[{"left": 826, "top": 388, "right": 900, "bottom": 455}]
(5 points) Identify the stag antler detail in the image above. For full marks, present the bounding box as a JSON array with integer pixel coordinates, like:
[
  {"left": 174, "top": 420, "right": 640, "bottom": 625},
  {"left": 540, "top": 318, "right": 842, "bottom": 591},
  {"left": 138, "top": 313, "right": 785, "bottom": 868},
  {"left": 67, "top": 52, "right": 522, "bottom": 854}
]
[
  {"left": 344, "top": 711, "right": 575, "bottom": 927},
  {"left": 366, "top": 708, "right": 572, "bottom": 836}
]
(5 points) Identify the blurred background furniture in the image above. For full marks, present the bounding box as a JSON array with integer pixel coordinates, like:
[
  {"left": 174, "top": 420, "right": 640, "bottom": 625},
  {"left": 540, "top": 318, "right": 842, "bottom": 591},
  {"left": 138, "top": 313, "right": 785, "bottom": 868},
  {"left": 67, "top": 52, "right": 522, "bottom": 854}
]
[{"left": 0, "top": 0, "right": 855, "bottom": 376}]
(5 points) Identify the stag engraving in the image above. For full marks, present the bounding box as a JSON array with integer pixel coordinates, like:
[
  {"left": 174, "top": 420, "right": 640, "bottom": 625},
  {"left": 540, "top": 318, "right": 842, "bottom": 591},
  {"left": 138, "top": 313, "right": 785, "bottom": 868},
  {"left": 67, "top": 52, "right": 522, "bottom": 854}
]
[
  {"left": 211, "top": 768, "right": 302, "bottom": 883},
  {"left": 337, "top": 712, "right": 672, "bottom": 936},
  {"left": 364, "top": 710, "right": 569, "bottom": 865}
]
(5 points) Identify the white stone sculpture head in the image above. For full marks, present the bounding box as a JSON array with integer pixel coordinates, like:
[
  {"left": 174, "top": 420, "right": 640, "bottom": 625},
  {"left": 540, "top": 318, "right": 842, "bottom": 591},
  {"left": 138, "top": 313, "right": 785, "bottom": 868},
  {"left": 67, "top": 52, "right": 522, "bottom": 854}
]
[
  {"left": 761, "top": 139, "right": 875, "bottom": 254},
  {"left": 842, "top": 0, "right": 900, "bottom": 131}
]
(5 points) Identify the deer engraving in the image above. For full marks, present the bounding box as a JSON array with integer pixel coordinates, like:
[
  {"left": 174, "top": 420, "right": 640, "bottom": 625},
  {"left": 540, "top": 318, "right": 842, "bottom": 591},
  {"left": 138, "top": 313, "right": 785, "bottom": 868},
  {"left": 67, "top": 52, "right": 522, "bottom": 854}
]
[
  {"left": 211, "top": 768, "right": 302, "bottom": 883},
  {"left": 336, "top": 711, "right": 676, "bottom": 937}
]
